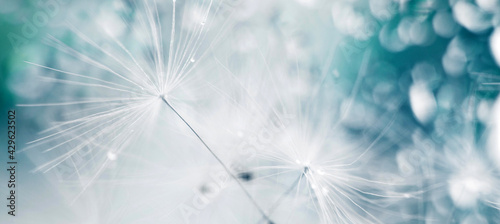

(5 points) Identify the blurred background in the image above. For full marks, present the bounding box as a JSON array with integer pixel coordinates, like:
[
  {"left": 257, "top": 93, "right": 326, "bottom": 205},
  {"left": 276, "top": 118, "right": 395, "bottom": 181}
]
[{"left": 2, "top": 0, "right": 500, "bottom": 223}]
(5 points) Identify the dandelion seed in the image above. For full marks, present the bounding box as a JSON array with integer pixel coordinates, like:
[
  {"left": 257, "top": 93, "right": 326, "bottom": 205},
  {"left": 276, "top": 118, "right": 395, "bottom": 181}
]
[
  {"left": 224, "top": 49, "right": 412, "bottom": 223},
  {"left": 20, "top": 1, "right": 272, "bottom": 219}
]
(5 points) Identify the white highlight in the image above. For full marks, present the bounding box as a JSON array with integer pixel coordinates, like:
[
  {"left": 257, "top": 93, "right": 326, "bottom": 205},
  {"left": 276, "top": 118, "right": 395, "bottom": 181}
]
[{"left": 410, "top": 83, "right": 437, "bottom": 124}]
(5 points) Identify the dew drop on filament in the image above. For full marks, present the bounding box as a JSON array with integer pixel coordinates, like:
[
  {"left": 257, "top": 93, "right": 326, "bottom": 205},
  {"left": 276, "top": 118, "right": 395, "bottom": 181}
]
[{"left": 107, "top": 151, "right": 117, "bottom": 161}]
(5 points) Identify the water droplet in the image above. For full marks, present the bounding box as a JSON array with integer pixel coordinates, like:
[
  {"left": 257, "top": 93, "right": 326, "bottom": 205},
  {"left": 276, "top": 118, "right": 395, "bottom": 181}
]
[
  {"left": 190, "top": 58, "right": 195, "bottom": 63},
  {"left": 332, "top": 69, "right": 340, "bottom": 78},
  {"left": 107, "top": 151, "right": 117, "bottom": 161},
  {"left": 236, "top": 131, "right": 244, "bottom": 137}
]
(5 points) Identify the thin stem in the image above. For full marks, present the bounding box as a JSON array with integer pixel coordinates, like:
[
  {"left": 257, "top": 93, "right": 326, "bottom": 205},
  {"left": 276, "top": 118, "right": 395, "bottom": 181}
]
[
  {"left": 257, "top": 173, "right": 304, "bottom": 224},
  {"left": 161, "top": 96, "right": 270, "bottom": 222}
]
